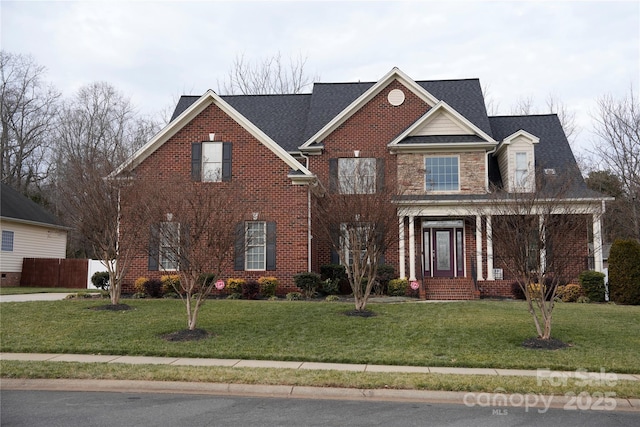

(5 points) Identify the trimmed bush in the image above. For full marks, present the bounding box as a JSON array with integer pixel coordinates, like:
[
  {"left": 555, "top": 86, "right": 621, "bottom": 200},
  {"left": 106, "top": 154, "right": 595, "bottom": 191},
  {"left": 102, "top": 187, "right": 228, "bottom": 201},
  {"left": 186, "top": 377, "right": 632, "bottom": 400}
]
[
  {"left": 286, "top": 292, "right": 303, "bottom": 301},
  {"left": 609, "top": 239, "right": 640, "bottom": 305},
  {"left": 241, "top": 280, "right": 260, "bottom": 300},
  {"left": 144, "top": 279, "right": 163, "bottom": 298},
  {"left": 325, "top": 295, "right": 340, "bottom": 302},
  {"left": 557, "top": 283, "right": 584, "bottom": 303},
  {"left": 293, "top": 272, "right": 322, "bottom": 298},
  {"left": 91, "top": 271, "right": 110, "bottom": 290},
  {"left": 226, "top": 278, "right": 245, "bottom": 295},
  {"left": 320, "top": 278, "right": 340, "bottom": 295},
  {"left": 387, "top": 278, "right": 408, "bottom": 296},
  {"left": 375, "top": 264, "right": 395, "bottom": 295},
  {"left": 578, "top": 270, "right": 606, "bottom": 303},
  {"left": 320, "top": 264, "right": 346, "bottom": 282},
  {"left": 258, "top": 276, "right": 279, "bottom": 298},
  {"left": 511, "top": 282, "right": 525, "bottom": 300},
  {"left": 161, "top": 274, "right": 180, "bottom": 294},
  {"left": 134, "top": 277, "right": 148, "bottom": 294}
]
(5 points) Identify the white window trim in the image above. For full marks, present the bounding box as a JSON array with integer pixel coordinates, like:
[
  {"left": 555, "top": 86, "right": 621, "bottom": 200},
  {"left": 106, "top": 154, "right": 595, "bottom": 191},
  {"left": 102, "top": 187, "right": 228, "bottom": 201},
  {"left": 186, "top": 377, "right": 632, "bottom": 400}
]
[
  {"left": 245, "top": 221, "right": 267, "bottom": 271},
  {"left": 202, "top": 141, "right": 223, "bottom": 182},
  {"left": 1, "top": 230, "right": 14, "bottom": 252},
  {"left": 424, "top": 155, "right": 460, "bottom": 192},
  {"left": 338, "top": 157, "right": 376, "bottom": 195},
  {"left": 159, "top": 222, "right": 180, "bottom": 271}
]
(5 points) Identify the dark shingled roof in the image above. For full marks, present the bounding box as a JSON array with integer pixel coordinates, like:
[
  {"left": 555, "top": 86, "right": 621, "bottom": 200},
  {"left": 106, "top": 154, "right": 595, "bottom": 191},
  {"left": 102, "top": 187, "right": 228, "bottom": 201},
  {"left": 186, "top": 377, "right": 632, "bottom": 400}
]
[
  {"left": 489, "top": 114, "right": 603, "bottom": 199},
  {"left": 1, "top": 183, "right": 65, "bottom": 227}
]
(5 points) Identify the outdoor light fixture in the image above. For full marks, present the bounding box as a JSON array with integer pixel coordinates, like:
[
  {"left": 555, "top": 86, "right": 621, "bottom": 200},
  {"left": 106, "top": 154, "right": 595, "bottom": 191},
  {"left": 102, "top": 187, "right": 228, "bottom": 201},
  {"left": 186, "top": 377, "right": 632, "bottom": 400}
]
[
  {"left": 209, "top": 133, "right": 215, "bottom": 141},
  {"left": 354, "top": 150, "right": 360, "bottom": 157}
]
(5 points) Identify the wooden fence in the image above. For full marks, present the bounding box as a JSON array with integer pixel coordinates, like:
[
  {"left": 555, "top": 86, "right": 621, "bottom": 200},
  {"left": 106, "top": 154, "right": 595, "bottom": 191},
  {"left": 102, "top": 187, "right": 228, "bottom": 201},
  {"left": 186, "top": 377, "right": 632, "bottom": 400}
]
[{"left": 20, "top": 258, "right": 88, "bottom": 289}]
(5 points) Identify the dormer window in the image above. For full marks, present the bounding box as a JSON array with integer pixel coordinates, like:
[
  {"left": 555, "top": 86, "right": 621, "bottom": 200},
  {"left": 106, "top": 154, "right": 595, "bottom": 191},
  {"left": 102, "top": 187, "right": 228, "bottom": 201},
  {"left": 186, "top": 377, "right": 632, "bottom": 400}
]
[
  {"left": 494, "top": 129, "right": 539, "bottom": 193},
  {"left": 515, "top": 152, "right": 529, "bottom": 188}
]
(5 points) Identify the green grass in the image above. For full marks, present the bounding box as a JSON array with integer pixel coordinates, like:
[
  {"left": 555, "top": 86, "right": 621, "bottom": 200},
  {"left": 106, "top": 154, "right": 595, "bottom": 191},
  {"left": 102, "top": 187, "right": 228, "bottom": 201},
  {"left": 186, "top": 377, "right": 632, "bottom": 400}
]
[
  {"left": 0, "top": 287, "right": 101, "bottom": 295},
  {"left": 2, "top": 360, "right": 639, "bottom": 398},
  {"left": 1, "top": 299, "right": 639, "bottom": 373}
]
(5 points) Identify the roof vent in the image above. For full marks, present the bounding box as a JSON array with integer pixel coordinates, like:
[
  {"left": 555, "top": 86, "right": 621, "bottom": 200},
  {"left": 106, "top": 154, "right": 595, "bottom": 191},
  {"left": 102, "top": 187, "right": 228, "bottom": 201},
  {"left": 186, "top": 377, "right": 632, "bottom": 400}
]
[
  {"left": 388, "top": 89, "right": 405, "bottom": 106},
  {"left": 544, "top": 168, "right": 556, "bottom": 175}
]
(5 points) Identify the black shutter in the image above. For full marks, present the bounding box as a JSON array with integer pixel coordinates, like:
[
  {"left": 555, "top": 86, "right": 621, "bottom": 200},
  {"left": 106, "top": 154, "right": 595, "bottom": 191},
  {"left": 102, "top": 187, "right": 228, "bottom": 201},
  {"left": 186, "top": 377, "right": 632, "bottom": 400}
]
[
  {"left": 222, "top": 142, "right": 232, "bottom": 182},
  {"left": 376, "top": 158, "right": 385, "bottom": 193},
  {"left": 191, "top": 142, "right": 202, "bottom": 181},
  {"left": 328, "top": 158, "right": 338, "bottom": 193},
  {"left": 234, "top": 222, "right": 245, "bottom": 271},
  {"left": 330, "top": 226, "right": 340, "bottom": 264},
  {"left": 148, "top": 224, "right": 159, "bottom": 271},
  {"left": 266, "top": 222, "right": 276, "bottom": 271}
]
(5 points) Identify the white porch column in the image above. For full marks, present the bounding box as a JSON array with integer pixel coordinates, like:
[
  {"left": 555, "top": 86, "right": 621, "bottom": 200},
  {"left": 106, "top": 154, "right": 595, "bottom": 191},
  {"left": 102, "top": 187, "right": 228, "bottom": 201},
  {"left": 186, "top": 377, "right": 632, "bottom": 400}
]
[
  {"left": 475, "top": 215, "right": 484, "bottom": 281},
  {"left": 399, "top": 216, "right": 406, "bottom": 279},
  {"left": 408, "top": 216, "right": 416, "bottom": 281},
  {"left": 486, "top": 215, "right": 494, "bottom": 280},
  {"left": 593, "top": 213, "right": 604, "bottom": 273}
]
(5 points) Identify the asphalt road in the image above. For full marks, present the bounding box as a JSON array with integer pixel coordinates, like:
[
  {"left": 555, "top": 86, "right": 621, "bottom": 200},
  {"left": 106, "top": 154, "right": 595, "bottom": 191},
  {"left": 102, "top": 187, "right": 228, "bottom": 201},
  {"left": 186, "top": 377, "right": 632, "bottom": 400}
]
[{"left": 2, "top": 390, "right": 639, "bottom": 427}]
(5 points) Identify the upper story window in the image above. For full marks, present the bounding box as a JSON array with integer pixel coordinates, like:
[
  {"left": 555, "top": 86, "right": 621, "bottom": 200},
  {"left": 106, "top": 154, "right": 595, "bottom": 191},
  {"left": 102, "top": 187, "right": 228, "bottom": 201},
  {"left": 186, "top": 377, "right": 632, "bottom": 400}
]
[
  {"left": 425, "top": 156, "right": 459, "bottom": 191},
  {"left": 338, "top": 158, "right": 376, "bottom": 194},
  {"left": 2, "top": 230, "right": 14, "bottom": 251},
  {"left": 515, "top": 152, "right": 529, "bottom": 188},
  {"left": 159, "top": 222, "right": 180, "bottom": 271},
  {"left": 191, "top": 141, "right": 232, "bottom": 182}
]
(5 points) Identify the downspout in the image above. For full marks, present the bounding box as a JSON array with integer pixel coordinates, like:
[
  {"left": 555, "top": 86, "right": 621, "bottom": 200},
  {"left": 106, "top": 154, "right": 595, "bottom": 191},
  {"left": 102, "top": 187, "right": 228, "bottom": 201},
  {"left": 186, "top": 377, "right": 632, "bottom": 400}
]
[
  {"left": 300, "top": 154, "right": 312, "bottom": 272},
  {"left": 485, "top": 144, "right": 498, "bottom": 193}
]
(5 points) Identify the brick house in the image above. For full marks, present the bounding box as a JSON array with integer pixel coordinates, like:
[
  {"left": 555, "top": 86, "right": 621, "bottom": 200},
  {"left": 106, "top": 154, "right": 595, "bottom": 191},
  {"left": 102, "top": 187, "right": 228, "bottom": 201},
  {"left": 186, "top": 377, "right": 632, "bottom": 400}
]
[{"left": 112, "top": 68, "right": 607, "bottom": 298}]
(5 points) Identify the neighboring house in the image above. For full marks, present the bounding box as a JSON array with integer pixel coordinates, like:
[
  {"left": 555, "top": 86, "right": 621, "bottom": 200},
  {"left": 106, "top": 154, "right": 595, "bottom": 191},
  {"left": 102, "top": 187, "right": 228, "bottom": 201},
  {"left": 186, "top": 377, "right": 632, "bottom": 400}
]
[
  {"left": 112, "top": 68, "right": 607, "bottom": 299},
  {"left": 0, "top": 183, "right": 68, "bottom": 286}
]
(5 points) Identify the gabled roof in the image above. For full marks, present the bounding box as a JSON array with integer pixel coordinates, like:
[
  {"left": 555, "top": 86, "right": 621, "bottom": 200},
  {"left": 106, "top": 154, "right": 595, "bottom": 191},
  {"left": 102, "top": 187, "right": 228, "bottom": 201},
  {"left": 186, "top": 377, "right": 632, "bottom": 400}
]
[
  {"left": 1, "top": 183, "right": 66, "bottom": 229},
  {"left": 111, "top": 90, "right": 313, "bottom": 179},
  {"left": 388, "top": 100, "right": 496, "bottom": 150}
]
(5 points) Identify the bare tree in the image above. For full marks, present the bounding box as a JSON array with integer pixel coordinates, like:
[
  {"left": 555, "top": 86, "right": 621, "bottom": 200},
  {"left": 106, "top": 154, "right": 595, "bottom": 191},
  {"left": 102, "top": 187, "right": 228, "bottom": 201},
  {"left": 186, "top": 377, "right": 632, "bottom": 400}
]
[
  {"left": 590, "top": 88, "right": 640, "bottom": 240},
  {"left": 481, "top": 83, "right": 500, "bottom": 116},
  {"left": 218, "top": 52, "right": 319, "bottom": 95},
  {"left": 508, "top": 94, "right": 579, "bottom": 145},
  {"left": 53, "top": 82, "right": 160, "bottom": 258},
  {"left": 0, "top": 51, "right": 60, "bottom": 195},
  {"left": 480, "top": 170, "right": 590, "bottom": 340},
  {"left": 312, "top": 159, "right": 397, "bottom": 312},
  {"left": 139, "top": 175, "right": 248, "bottom": 330}
]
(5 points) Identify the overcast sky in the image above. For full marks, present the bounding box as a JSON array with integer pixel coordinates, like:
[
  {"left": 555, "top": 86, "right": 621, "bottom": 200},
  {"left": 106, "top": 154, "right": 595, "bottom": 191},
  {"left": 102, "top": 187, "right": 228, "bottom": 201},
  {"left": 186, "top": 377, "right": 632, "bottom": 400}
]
[{"left": 2, "top": 1, "right": 639, "bottom": 154}]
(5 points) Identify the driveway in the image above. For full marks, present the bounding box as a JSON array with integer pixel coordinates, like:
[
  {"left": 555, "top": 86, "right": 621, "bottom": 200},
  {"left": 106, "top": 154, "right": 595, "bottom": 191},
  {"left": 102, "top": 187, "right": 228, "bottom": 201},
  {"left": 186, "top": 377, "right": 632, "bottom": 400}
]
[{"left": 0, "top": 293, "right": 72, "bottom": 303}]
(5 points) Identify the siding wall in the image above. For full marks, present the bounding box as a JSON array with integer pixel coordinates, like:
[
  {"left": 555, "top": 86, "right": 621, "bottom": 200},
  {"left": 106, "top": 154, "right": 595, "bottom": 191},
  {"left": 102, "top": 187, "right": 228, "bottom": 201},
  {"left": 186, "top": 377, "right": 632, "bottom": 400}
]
[
  {"left": 0, "top": 220, "right": 67, "bottom": 273},
  {"left": 415, "top": 110, "right": 472, "bottom": 136}
]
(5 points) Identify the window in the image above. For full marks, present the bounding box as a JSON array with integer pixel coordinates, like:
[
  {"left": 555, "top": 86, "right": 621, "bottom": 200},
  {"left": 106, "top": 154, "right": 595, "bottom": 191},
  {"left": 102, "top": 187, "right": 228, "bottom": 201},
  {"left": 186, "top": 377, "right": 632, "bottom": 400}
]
[
  {"left": 1, "top": 230, "right": 14, "bottom": 251},
  {"left": 338, "top": 158, "right": 376, "bottom": 194},
  {"left": 515, "top": 152, "right": 529, "bottom": 188},
  {"left": 191, "top": 141, "right": 232, "bottom": 182},
  {"left": 245, "top": 221, "right": 266, "bottom": 270},
  {"left": 425, "top": 156, "right": 459, "bottom": 191},
  {"left": 159, "top": 222, "right": 180, "bottom": 270}
]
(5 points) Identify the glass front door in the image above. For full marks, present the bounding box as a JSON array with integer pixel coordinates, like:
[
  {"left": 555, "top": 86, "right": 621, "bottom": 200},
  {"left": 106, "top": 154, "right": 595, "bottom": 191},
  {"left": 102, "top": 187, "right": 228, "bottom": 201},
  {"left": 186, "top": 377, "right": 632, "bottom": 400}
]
[
  {"left": 433, "top": 229, "right": 455, "bottom": 277},
  {"left": 423, "top": 222, "right": 465, "bottom": 278}
]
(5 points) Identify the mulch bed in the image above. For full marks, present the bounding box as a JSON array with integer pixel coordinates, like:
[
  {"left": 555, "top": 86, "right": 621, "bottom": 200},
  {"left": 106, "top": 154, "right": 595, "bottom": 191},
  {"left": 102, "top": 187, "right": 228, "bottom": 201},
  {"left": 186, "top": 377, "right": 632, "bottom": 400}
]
[
  {"left": 161, "top": 328, "right": 212, "bottom": 342},
  {"left": 521, "top": 337, "right": 571, "bottom": 350},
  {"left": 89, "top": 304, "right": 133, "bottom": 311},
  {"left": 344, "top": 310, "right": 377, "bottom": 318}
]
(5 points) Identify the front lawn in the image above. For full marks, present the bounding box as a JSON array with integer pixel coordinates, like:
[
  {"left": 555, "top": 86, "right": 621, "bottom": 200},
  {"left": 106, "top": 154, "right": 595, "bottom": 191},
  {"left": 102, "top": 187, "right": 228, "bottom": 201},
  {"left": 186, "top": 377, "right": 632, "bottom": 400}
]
[{"left": 1, "top": 299, "right": 638, "bottom": 373}]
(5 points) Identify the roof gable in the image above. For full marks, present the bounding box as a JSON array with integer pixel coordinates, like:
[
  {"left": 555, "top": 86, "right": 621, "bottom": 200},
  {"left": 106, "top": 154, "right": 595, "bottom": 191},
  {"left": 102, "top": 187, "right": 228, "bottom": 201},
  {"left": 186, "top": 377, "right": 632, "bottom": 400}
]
[
  {"left": 111, "top": 90, "right": 312, "bottom": 179},
  {"left": 299, "top": 67, "right": 440, "bottom": 149}
]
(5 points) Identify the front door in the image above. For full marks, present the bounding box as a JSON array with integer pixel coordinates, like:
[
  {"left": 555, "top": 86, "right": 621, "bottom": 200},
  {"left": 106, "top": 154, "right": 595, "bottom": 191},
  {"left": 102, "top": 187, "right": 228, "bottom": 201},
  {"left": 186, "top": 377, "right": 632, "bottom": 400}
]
[{"left": 432, "top": 229, "right": 455, "bottom": 277}]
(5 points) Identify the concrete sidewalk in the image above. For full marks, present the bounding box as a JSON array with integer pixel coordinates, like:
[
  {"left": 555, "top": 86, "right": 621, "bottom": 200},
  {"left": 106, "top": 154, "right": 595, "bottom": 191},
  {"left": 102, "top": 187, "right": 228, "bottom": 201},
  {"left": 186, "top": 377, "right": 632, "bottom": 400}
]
[{"left": 2, "top": 352, "right": 639, "bottom": 381}]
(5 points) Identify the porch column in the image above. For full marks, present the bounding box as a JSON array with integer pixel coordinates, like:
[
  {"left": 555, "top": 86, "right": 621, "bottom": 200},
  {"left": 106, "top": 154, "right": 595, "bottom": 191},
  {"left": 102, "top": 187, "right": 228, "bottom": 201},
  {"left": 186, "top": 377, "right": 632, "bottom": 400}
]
[
  {"left": 399, "top": 216, "right": 406, "bottom": 279},
  {"left": 408, "top": 215, "right": 416, "bottom": 281},
  {"left": 486, "top": 215, "right": 494, "bottom": 280},
  {"left": 593, "top": 213, "right": 604, "bottom": 273},
  {"left": 475, "top": 215, "right": 484, "bottom": 281}
]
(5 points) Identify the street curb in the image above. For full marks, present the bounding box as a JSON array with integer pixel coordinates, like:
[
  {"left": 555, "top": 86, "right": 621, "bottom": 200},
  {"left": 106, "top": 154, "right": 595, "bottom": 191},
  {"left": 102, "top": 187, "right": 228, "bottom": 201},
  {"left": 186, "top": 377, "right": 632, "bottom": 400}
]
[{"left": 2, "top": 379, "right": 639, "bottom": 412}]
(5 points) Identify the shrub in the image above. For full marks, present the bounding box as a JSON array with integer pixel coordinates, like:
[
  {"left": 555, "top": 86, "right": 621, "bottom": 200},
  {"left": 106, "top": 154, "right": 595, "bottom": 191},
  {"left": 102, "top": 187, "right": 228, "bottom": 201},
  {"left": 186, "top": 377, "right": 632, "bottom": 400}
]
[
  {"left": 577, "top": 295, "right": 591, "bottom": 304},
  {"left": 375, "top": 264, "right": 395, "bottom": 295},
  {"left": 161, "top": 274, "right": 180, "bottom": 294},
  {"left": 387, "top": 278, "right": 408, "bottom": 296},
  {"left": 91, "top": 271, "right": 110, "bottom": 290},
  {"left": 557, "top": 283, "right": 583, "bottom": 302},
  {"left": 293, "top": 272, "right": 322, "bottom": 298},
  {"left": 258, "top": 276, "right": 279, "bottom": 297},
  {"left": 144, "top": 279, "right": 163, "bottom": 298},
  {"left": 325, "top": 295, "right": 340, "bottom": 302},
  {"left": 320, "top": 278, "right": 340, "bottom": 295},
  {"left": 286, "top": 292, "right": 303, "bottom": 301},
  {"left": 227, "top": 293, "right": 242, "bottom": 300},
  {"left": 226, "top": 278, "right": 245, "bottom": 294},
  {"left": 134, "top": 277, "right": 148, "bottom": 294},
  {"left": 320, "top": 264, "right": 346, "bottom": 281},
  {"left": 241, "top": 280, "right": 260, "bottom": 300},
  {"left": 608, "top": 239, "right": 640, "bottom": 305},
  {"left": 578, "top": 270, "right": 606, "bottom": 302},
  {"left": 511, "top": 282, "right": 525, "bottom": 300}
]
